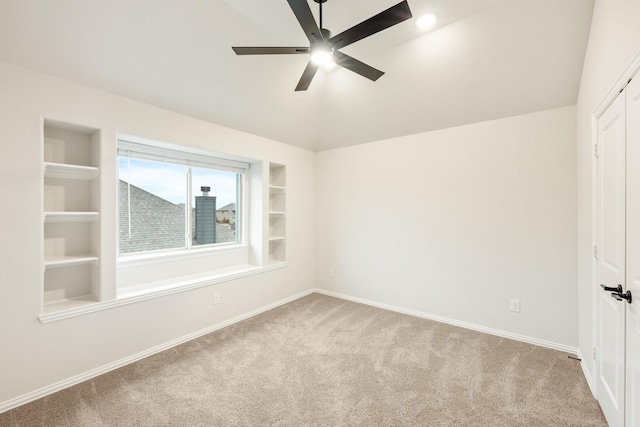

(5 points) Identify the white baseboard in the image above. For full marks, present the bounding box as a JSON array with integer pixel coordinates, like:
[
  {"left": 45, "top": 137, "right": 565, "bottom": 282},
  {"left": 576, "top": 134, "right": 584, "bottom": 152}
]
[
  {"left": 0, "top": 289, "right": 315, "bottom": 414},
  {"left": 314, "top": 288, "right": 580, "bottom": 355},
  {"left": 577, "top": 349, "right": 597, "bottom": 397}
]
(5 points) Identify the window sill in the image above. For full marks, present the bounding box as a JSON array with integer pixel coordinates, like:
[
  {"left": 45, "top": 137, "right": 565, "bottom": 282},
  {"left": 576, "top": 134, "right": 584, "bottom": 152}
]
[
  {"left": 118, "top": 243, "right": 248, "bottom": 269},
  {"left": 38, "top": 262, "right": 287, "bottom": 324}
]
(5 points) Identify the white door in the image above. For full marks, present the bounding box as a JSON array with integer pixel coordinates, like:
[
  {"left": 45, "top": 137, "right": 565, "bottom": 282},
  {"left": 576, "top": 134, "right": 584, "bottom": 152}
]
[
  {"left": 596, "top": 90, "right": 626, "bottom": 427},
  {"left": 625, "top": 75, "right": 640, "bottom": 427}
]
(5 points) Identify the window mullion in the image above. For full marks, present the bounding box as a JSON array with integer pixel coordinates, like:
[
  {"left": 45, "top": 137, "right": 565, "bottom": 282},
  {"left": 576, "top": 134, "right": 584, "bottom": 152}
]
[
  {"left": 127, "top": 154, "right": 132, "bottom": 240},
  {"left": 236, "top": 173, "right": 242, "bottom": 243},
  {"left": 186, "top": 166, "right": 192, "bottom": 249}
]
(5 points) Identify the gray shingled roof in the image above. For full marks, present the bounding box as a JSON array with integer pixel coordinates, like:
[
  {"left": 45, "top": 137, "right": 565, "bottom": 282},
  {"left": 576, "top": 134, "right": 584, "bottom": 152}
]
[
  {"left": 218, "top": 203, "right": 236, "bottom": 212},
  {"left": 214, "top": 223, "right": 236, "bottom": 242},
  {"left": 119, "top": 180, "right": 236, "bottom": 254}
]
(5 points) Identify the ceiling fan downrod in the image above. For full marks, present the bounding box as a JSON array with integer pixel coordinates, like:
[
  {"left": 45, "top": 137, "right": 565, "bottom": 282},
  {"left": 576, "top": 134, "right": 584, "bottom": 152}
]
[
  {"left": 314, "top": 0, "right": 330, "bottom": 40},
  {"left": 314, "top": 0, "right": 327, "bottom": 31},
  {"left": 310, "top": 0, "right": 332, "bottom": 66}
]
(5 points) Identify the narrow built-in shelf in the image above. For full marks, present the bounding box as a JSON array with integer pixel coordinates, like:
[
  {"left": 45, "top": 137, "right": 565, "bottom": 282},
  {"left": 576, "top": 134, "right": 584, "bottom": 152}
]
[
  {"left": 44, "top": 255, "right": 99, "bottom": 269},
  {"left": 268, "top": 163, "right": 286, "bottom": 264},
  {"left": 42, "top": 121, "right": 103, "bottom": 318},
  {"left": 44, "top": 162, "right": 99, "bottom": 180},
  {"left": 44, "top": 212, "right": 99, "bottom": 223}
]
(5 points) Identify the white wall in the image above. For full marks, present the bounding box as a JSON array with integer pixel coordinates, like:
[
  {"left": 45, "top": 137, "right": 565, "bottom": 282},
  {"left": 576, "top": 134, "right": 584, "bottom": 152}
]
[
  {"left": 316, "top": 106, "right": 578, "bottom": 347},
  {"left": 0, "top": 61, "right": 315, "bottom": 406},
  {"left": 576, "top": 0, "right": 640, "bottom": 381}
]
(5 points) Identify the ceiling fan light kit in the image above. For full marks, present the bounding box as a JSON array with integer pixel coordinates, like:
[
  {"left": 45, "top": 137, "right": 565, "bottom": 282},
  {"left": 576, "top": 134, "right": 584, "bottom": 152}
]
[
  {"left": 232, "top": 0, "right": 413, "bottom": 91},
  {"left": 323, "top": 61, "right": 337, "bottom": 71},
  {"left": 309, "top": 43, "right": 333, "bottom": 66}
]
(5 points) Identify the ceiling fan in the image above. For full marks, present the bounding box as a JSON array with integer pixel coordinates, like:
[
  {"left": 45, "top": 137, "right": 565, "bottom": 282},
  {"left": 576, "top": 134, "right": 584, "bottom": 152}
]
[{"left": 232, "top": 0, "right": 413, "bottom": 91}]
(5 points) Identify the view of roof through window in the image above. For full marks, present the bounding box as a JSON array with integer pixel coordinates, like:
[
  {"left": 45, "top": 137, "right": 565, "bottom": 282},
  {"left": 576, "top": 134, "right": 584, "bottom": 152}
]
[{"left": 118, "top": 157, "right": 239, "bottom": 254}]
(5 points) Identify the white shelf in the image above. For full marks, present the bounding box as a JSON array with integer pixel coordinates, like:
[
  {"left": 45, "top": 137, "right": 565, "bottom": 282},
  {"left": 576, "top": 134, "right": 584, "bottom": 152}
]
[
  {"left": 44, "top": 211, "right": 99, "bottom": 223},
  {"left": 44, "top": 162, "right": 98, "bottom": 180},
  {"left": 269, "top": 185, "right": 286, "bottom": 193},
  {"left": 44, "top": 255, "right": 99, "bottom": 269},
  {"left": 269, "top": 211, "right": 286, "bottom": 216},
  {"left": 269, "top": 236, "right": 286, "bottom": 242}
]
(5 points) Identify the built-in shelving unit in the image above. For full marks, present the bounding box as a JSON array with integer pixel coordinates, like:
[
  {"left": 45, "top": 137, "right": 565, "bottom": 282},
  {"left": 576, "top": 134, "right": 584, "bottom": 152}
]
[
  {"left": 43, "top": 120, "right": 102, "bottom": 314},
  {"left": 268, "top": 163, "right": 286, "bottom": 264}
]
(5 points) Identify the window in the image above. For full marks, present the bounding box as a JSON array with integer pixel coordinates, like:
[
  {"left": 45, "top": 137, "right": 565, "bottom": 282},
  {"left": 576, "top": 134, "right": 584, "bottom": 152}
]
[{"left": 117, "top": 139, "right": 248, "bottom": 256}]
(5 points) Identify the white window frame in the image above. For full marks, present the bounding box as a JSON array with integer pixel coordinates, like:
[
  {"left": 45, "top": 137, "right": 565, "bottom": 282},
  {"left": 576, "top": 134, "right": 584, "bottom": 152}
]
[{"left": 116, "top": 136, "right": 250, "bottom": 260}]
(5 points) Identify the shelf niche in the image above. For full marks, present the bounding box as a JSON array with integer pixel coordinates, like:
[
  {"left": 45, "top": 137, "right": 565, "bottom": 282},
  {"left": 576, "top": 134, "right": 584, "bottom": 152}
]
[
  {"left": 42, "top": 120, "right": 102, "bottom": 314},
  {"left": 268, "top": 163, "right": 286, "bottom": 264}
]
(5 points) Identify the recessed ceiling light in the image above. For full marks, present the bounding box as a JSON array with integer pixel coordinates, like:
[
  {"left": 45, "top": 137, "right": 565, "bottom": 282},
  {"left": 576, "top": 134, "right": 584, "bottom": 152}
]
[{"left": 415, "top": 13, "right": 438, "bottom": 30}]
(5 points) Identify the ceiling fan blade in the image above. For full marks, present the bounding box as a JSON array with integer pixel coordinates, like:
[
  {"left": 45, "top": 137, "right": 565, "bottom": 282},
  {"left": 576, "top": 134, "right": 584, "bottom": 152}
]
[
  {"left": 295, "top": 61, "right": 320, "bottom": 91},
  {"left": 287, "top": 0, "right": 322, "bottom": 43},
  {"left": 329, "top": 0, "right": 412, "bottom": 50},
  {"left": 333, "top": 52, "right": 384, "bottom": 81},
  {"left": 232, "top": 47, "right": 309, "bottom": 55}
]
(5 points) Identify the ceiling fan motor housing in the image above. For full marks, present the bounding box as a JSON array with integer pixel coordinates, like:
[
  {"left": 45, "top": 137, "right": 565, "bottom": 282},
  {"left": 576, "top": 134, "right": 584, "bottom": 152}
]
[{"left": 319, "top": 28, "right": 331, "bottom": 41}]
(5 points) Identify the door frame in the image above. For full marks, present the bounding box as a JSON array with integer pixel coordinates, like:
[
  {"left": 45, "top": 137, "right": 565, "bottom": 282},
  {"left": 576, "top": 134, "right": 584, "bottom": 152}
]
[{"left": 591, "top": 50, "right": 640, "bottom": 399}]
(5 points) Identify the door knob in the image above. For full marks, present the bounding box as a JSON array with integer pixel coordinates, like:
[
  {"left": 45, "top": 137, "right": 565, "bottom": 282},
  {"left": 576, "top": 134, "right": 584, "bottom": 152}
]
[
  {"left": 601, "top": 284, "right": 623, "bottom": 293},
  {"left": 610, "top": 290, "right": 633, "bottom": 303}
]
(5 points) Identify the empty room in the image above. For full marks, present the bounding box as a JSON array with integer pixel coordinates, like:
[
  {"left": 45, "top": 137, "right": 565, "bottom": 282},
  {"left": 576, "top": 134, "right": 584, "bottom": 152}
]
[{"left": 0, "top": 0, "right": 639, "bottom": 425}]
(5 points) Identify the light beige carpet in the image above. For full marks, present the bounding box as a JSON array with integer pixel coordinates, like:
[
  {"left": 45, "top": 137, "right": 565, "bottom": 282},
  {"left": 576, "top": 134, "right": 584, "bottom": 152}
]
[{"left": 0, "top": 293, "right": 606, "bottom": 426}]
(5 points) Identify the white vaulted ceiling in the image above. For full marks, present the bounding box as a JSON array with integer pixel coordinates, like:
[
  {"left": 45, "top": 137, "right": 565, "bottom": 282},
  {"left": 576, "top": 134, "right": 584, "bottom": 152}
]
[{"left": 0, "top": 0, "right": 594, "bottom": 151}]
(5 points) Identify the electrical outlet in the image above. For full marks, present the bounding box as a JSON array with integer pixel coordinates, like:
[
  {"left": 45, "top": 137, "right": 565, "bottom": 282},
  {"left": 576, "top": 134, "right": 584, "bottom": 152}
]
[
  {"left": 213, "top": 292, "right": 220, "bottom": 305},
  {"left": 509, "top": 299, "right": 520, "bottom": 313},
  {"left": 329, "top": 268, "right": 334, "bottom": 279}
]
